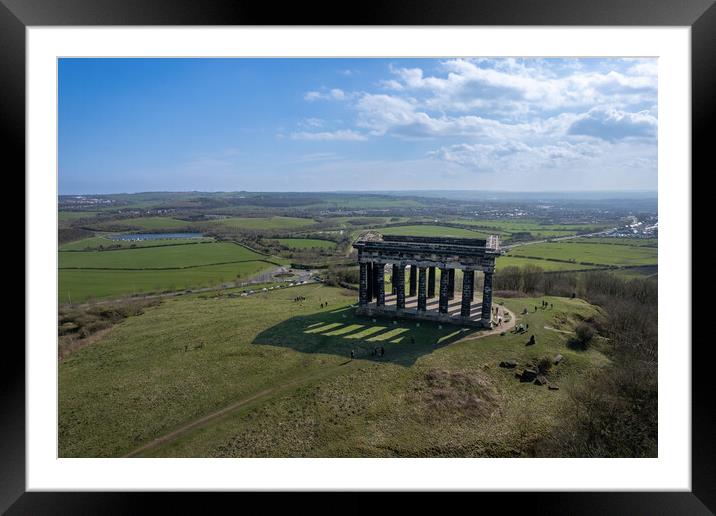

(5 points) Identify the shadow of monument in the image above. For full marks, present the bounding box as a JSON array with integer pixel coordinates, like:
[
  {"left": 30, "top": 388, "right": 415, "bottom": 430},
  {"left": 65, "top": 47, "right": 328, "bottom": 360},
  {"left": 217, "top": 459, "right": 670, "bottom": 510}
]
[{"left": 252, "top": 305, "right": 480, "bottom": 367}]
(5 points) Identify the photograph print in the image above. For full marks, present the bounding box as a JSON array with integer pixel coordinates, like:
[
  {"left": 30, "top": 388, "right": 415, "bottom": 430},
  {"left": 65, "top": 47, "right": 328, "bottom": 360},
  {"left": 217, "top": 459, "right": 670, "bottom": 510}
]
[{"left": 58, "top": 57, "right": 658, "bottom": 458}]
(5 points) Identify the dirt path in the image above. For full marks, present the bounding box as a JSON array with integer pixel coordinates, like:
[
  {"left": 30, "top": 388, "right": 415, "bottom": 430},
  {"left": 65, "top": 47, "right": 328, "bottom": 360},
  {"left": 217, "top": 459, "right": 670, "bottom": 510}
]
[
  {"left": 459, "top": 304, "right": 517, "bottom": 342},
  {"left": 123, "top": 361, "right": 356, "bottom": 458}
]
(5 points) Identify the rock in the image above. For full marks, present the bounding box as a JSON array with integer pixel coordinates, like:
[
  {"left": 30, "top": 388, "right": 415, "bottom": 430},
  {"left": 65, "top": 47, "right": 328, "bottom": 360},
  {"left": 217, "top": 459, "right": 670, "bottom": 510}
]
[
  {"left": 520, "top": 368, "right": 538, "bottom": 382},
  {"left": 499, "top": 360, "right": 518, "bottom": 369},
  {"left": 534, "top": 375, "right": 548, "bottom": 386},
  {"left": 554, "top": 354, "right": 563, "bottom": 365},
  {"left": 548, "top": 384, "right": 560, "bottom": 390}
]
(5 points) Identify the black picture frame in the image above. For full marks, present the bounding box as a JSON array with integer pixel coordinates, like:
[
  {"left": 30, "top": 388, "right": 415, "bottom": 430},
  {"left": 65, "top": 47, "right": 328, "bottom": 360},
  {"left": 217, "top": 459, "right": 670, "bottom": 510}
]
[{"left": 6, "top": 0, "right": 712, "bottom": 511}]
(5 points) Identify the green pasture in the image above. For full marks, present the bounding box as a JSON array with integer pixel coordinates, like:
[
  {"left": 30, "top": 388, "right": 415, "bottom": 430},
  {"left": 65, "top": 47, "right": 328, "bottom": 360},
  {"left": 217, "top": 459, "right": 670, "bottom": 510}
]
[
  {"left": 58, "top": 211, "right": 101, "bottom": 222},
  {"left": 59, "top": 283, "right": 608, "bottom": 457},
  {"left": 452, "top": 219, "right": 610, "bottom": 234},
  {"left": 59, "top": 261, "right": 274, "bottom": 303},
  {"left": 496, "top": 256, "right": 599, "bottom": 272},
  {"left": 379, "top": 225, "right": 488, "bottom": 239},
  {"left": 507, "top": 242, "right": 657, "bottom": 267},
  {"left": 59, "top": 242, "right": 264, "bottom": 270},
  {"left": 60, "top": 236, "right": 213, "bottom": 251},
  {"left": 275, "top": 238, "right": 337, "bottom": 249},
  {"left": 211, "top": 216, "right": 317, "bottom": 231},
  {"left": 568, "top": 237, "right": 658, "bottom": 247},
  {"left": 104, "top": 217, "right": 194, "bottom": 230}
]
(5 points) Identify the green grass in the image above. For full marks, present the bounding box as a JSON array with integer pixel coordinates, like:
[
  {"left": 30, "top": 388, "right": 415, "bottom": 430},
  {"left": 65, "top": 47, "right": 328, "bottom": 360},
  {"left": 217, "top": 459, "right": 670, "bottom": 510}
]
[
  {"left": 59, "top": 283, "right": 608, "bottom": 457},
  {"left": 59, "top": 261, "right": 275, "bottom": 303},
  {"left": 211, "top": 216, "right": 317, "bottom": 231},
  {"left": 569, "top": 237, "right": 658, "bottom": 247},
  {"left": 58, "top": 241, "right": 276, "bottom": 302},
  {"left": 275, "top": 238, "right": 337, "bottom": 249},
  {"left": 496, "top": 256, "right": 599, "bottom": 271},
  {"left": 451, "top": 219, "right": 610, "bottom": 234},
  {"left": 58, "top": 211, "right": 100, "bottom": 222},
  {"left": 123, "top": 217, "right": 193, "bottom": 229},
  {"left": 59, "top": 242, "right": 264, "bottom": 270},
  {"left": 105, "top": 217, "right": 194, "bottom": 230},
  {"left": 507, "top": 242, "right": 657, "bottom": 267},
  {"left": 60, "top": 236, "right": 213, "bottom": 251},
  {"left": 380, "top": 225, "right": 488, "bottom": 238}
]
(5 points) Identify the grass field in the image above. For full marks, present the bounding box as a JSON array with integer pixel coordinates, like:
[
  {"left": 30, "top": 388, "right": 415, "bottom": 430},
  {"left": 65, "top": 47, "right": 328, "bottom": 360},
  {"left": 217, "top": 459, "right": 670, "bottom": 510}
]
[
  {"left": 211, "top": 216, "right": 317, "bottom": 231},
  {"left": 568, "top": 237, "right": 658, "bottom": 247},
  {"left": 452, "top": 219, "right": 610, "bottom": 234},
  {"left": 59, "top": 242, "right": 264, "bottom": 270},
  {"left": 496, "top": 256, "right": 599, "bottom": 271},
  {"left": 507, "top": 242, "right": 657, "bottom": 267},
  {"left": 380, "top": 225, "right": 489, "bottom": 239},
  {"left": 59, "top": 283, "right": 608, "bottom": 457},
  {"left": 60, "top": 236, "right": 213, "bottom": 251},
  {"left": 103, "top": 217, "right": 194, "bottom": 230},
  {"left": 58, "top": 211, "right": 101, "bottom": 222},
  {"left": 58, "top": 242, "right": 277, "bottom": 302},
  {"left": 59, "top": 261, "right": 275, "bottom": 303},
  {"left": 275, "top": 238, "right": 337, "bottom": 249}
]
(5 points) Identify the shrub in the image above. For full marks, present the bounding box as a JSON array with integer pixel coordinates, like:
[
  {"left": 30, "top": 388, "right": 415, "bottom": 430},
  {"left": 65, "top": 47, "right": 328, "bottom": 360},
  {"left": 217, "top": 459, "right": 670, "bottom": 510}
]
[
  {"left": 536, "top": 356, "right": 553, "bottom": 375},
  {"left": 575, "top": 323, "right": 596, "bottom": 345}
]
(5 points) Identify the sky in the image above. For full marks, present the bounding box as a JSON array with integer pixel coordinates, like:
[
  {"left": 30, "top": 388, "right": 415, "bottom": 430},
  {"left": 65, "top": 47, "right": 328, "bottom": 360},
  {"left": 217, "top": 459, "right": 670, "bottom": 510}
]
[{"left": 58, "top": 58, "right": 658, "bottom": 195}]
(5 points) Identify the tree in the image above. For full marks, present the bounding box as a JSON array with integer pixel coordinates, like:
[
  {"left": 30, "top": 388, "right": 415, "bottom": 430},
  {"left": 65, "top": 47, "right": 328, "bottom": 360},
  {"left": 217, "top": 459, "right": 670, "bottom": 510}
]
[
  {"left": 521, "top": 264, "right": 544, "bottom": 293},
  {"left": 494, "top": 266, "right": 522, "bottom": 291},
  {"left": 575, "top": 323, "right": 596, "bottom": 346}
]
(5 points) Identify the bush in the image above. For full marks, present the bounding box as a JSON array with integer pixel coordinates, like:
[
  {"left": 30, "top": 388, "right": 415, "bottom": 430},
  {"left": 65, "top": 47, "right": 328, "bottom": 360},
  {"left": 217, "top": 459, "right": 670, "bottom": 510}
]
[
  {"left": 575, "top": 323, "right": 596, "bottom": 344},
  {"left": 536, "top": 356, "right": 553, "bottom": 375}
]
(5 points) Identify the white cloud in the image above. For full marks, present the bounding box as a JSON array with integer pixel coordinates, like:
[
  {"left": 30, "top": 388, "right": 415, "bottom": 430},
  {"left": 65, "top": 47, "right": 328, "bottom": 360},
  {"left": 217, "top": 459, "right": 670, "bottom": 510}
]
[
  {"left": 290, "top": 129, "right": 367, "bottom": 141},
  {"left": 429, "top": 140, "right": 604, "bottom": 172},
  {"left": 568, "top": 107, "right": 657, "bottom": 141},
  {"left": 304, "top": 88, "right": 347, "bottom": 101},
  {"left": 294, "top": 58, "right": 657, "bottom": 185}
]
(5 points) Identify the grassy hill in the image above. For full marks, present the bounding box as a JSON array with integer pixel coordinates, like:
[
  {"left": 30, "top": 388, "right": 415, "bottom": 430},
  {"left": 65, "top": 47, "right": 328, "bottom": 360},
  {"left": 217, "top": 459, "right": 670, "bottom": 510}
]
[{"left": 59, "top": 283, "right": 608, "bottom": 457}]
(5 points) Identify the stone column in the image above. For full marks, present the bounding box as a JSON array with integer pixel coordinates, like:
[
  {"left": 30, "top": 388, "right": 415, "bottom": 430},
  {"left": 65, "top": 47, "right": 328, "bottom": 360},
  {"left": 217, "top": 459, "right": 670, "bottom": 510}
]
[
  {"left": 439, "top": 267, "right": 450, "bottom": 314},
  {"left": 417, "top": 266, "right": 427, "bottom": 311},
  {"left": 372, "top": 262, "right": 380, "bottom": 303},
  {"left": 359, "top": 262, "right": 368, "bottom": 306},
  {"left": 427, "top": 266, "right": 436, "bottom": 298},
  {"left": 366, "top": 262, "right": 373, "bottom": 301},
  {"left": 375, "top": 263, "right": 385, "bottom": 307},
  {"left": 481, "top": 269, "right": 494, "bottom": 324},
  {"left": 409, "top": 264, "right": 417, "bottom": 297},
  {"left": 461, "top": 269, "right": 474, "bottom": 318},
  {"left": 395, "top": 264, "right": 406, "bottom": 310},
  {"left": 391, "top": 264, "right": 398, "bottom": 294},
  {"left": 470, "top": 271, "right": 475, "bottom": 301},
  {"left": 448, "top": 269, "right": 455, "bottom": 299}
]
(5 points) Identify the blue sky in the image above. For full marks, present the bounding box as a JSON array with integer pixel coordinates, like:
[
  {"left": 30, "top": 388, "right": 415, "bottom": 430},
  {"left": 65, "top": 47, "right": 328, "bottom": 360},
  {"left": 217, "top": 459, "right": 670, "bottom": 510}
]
[{"left": 58, "top": 58, "right": 657, "bottom": 194}]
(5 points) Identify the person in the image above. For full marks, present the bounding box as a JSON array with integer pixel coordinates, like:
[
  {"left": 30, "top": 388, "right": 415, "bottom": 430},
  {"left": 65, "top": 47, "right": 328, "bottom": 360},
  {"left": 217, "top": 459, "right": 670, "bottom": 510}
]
[
  {"left": 526, "top": 323, "right": 529, "bottom": 329},
  {"left": 350, "top": 349, "right": 355, "bottom": 359}
]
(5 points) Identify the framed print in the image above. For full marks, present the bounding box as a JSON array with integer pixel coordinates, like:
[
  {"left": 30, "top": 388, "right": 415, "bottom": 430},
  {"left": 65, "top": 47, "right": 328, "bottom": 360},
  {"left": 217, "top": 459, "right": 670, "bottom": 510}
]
[{"left": 6, "top": 0, "right": 713, "bottom": 510}]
